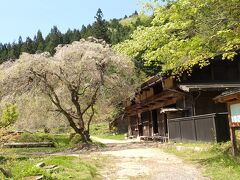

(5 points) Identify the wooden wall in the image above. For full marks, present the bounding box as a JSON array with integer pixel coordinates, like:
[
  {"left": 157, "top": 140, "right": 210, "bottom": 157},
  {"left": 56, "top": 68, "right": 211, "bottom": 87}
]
[
  {"left": 141, "top": 111, "right": 151, "bottom": 136},
  {"left": 181, "top": 55, "right": 240, "bottom": 83},
  {"left": 129, "top": 115, "right": 138, "bottom": 137},
  {"left": 194, "top": 91, "right": 227, "bottom": 115}
]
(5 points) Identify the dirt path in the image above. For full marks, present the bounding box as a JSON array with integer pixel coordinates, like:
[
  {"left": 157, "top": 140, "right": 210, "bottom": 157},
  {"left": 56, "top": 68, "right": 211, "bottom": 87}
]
[{"left": 93, "top": 137, "right": 208, "bottom": 180}]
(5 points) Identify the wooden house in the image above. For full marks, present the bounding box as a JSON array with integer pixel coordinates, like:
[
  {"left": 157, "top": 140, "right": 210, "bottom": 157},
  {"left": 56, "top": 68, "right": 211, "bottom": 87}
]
[{"left": 124, "top": 55, "right": 240, "bottom": 142}]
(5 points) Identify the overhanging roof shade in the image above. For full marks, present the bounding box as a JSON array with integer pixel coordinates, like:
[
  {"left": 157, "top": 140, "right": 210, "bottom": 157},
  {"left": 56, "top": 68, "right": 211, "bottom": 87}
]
[
  {"left": 178, "top": 83, "right": 240, "bottom": 92},
  {"left": 126, "top": 89, "right": 184, "bottom": 115},
  {"left": 214, "top": 88, "right": 240, "bottom": 103}
]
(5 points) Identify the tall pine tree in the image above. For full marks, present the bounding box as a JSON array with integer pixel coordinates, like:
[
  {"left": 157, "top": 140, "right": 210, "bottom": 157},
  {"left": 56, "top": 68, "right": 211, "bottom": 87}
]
[
  {"left": 45, "top": 26, "right": 63, "bottom": 55},
  {"left": 91, "top": 8, "right": 110, "bottom": 42},
  {"left": 36, "top": 30, "right": 45, "bottom": 53}
]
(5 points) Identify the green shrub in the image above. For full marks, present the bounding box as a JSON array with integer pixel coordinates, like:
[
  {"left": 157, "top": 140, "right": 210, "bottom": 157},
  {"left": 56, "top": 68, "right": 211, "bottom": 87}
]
[
  {"left": 17, "top": 133, "right": 55, "bottom": 143},
  {"left": 0, "top": 104, "right": 18, "bottom": 128},
  {"left": 70, "top": 134, "right": 82, "bottom": 144},
  {"left": 90, "top": 122, "right": 109, "bottom": 135},
  {"left": 69, "top": 133, "right": 76, "bottom": 140},
  {"left": 0, "top": 156, "right": 6, "bottom": 163}
]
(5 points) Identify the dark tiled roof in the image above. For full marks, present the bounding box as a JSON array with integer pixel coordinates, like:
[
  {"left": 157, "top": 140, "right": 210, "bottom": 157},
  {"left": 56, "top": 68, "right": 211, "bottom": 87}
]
[{"left": 218, "top": 88, "right": 240, "bottom": 98}]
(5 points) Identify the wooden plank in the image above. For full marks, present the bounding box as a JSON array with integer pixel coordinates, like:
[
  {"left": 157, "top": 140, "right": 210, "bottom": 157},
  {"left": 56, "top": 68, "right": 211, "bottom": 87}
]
[
  {"left": 3, "top": 142, "right": 55, "bottom": 148},
  {"left": 163, "top": 78, "right": 174, "bottom": 89}
]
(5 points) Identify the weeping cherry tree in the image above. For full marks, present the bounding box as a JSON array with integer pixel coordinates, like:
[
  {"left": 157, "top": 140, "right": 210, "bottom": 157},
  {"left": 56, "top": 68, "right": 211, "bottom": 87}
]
[{"left": 0, "top": 37, "right": 137, "bottom": 142}]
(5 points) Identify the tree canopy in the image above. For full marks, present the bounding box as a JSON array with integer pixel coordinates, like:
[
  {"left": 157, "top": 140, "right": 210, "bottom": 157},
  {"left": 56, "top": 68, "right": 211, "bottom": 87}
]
[
  {"left": 0, "top": 37, "right": 137, "bottom": 142},
  {"left": 115, "top": 0, "right": 240, "bottom": 77}
]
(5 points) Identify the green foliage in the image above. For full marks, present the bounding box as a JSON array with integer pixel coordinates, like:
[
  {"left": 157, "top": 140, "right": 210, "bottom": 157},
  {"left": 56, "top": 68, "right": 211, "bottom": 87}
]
[
  {"left": 0, "top": 134, "right": 72, "bottom": 156},
  {"left": 91, "top": 8, "right": 110, "bottom": 43},
  {"left": 90, "top": 122, "right": 125, "bottom": 140},
  {"left": 17, "top": 132, "right": 55, "bottom": 143},
  {"left": 70, "top": 134, "right": 83, "bottom": 145},
  {"left": 90, "top": 122, "right": 110, "bottom": 136},
  {"left": 0, "top": 156, "right": 100, "bottom": 179},
  {"left": 16, "top": 133, "right": 72, "bottom": 148},
  {"left": 116, "top": 0, "right": 240, "bottom": 77},
  {"left": 0, "top": 104, "right": 18, "bottom": 128}
]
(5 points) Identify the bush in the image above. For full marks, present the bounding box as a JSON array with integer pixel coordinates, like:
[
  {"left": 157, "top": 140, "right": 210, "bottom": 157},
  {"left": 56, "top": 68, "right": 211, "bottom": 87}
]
[
  {"left": 0, "top": 156, "right": 6, "bottom": 163},
  {"left": 69, "top": 133, "right": 76, "bottom": 140},
  {"left": 0, "top": 104, "right": 18, "bottom": 128},
  {"left": 70, "top": 134, "right": 82, "bottom": 145},
  {"left": 17, "top": 133, "right": 55, "bottom": 143}
]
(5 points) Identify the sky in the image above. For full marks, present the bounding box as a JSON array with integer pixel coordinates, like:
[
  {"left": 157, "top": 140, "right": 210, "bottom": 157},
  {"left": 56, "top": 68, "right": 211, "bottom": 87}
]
[{"left": 0, "top": 0, "right": 144, "bottom": 44}]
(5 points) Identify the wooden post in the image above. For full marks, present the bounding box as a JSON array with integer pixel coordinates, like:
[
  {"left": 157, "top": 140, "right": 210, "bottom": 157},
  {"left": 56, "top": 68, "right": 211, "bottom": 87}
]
[
  {"left": 227, "top": 102, "right": 239, "bottom": 156},
  {"left": 149, "top": 110, "right": 153, "bottom": 136},
  {"left": 127, "top": 116, "right": 132, "bottom": 137},
  {"left": 137, "top": 112, "right": 141, "bottom": 137},
  {"left": 230, "top": 127, "right": 238, "bottom": 156}
]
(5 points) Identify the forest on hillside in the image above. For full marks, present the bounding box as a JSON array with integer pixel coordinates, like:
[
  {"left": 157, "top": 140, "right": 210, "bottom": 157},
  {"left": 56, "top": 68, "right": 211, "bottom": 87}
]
[{"left": 0, "top": 9, "right": 151, "bottom": 65}]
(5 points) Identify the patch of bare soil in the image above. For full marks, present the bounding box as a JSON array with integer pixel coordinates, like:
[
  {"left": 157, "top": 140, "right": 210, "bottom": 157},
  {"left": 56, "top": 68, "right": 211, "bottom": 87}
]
[{"left": 92, "top": 138, "right": 209, "bottom": 180}]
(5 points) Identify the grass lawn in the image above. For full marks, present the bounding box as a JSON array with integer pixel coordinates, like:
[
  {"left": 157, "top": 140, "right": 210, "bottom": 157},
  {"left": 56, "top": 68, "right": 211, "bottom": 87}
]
[
  {"left": 0, "top": 133, "right": 72, "bottom": 155},
  {"left": 0, "top": 133, "right": 106, "bottom": 179},
  {"left": 0, "top": 155, "right": 104, "bottom": 179},
  {"left": 97, "top": 133, "right": 125, "bottom": 140},
  {"left": 90, "top": 122, "right": 126, "bottom": 140},
  {"left": 0, "top": 122, "right": 125, "bottom": 179},
  {"left": 163, "top": 142, "right": 240, "bottom": 180}
]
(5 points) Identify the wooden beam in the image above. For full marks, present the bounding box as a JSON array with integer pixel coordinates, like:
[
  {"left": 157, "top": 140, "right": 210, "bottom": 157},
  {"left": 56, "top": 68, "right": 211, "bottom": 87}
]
[{"left": 125, "top": 90, "right": 185, "bottom": 116}]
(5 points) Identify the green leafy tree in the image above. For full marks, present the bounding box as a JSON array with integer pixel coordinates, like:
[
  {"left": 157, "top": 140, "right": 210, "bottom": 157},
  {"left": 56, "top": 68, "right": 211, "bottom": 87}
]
[
  {"left": 109, "top": 19, "right": 132, "bottom": 45},
  {"left": 116, "top": 0, "right": 240, "bottom": 77},
  {"left": 0, "top": 104, "right": 18, "bottom": 128}
]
